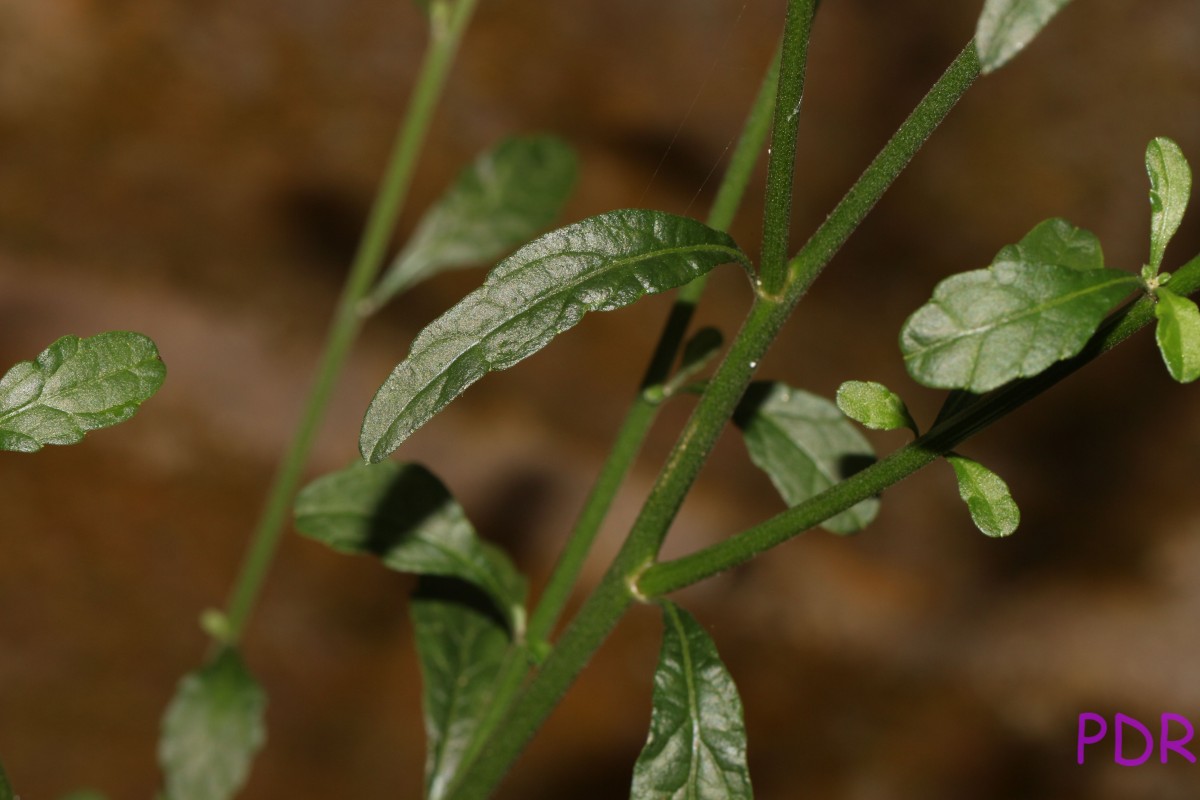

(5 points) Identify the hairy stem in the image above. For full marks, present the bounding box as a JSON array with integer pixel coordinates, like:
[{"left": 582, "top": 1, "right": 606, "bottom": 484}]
[
  {"left": 222, "top": 0, "right": 479, "bottom": 642},
  {"left": 639, "top": 253, "right": 1200, "bottom": 595}
]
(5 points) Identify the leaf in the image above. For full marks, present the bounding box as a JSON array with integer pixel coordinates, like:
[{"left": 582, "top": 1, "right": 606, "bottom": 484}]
[
  {"left": 367, "top": 136, "right": 578, "bottom": 310},
  {"left": 900, "top": 258, "right": 1137, "bottom": 393},
  {"left": 0, "top": 332, "right": 165, "bottom": 452},
  {"left": 975, "top": 0, "right": 1072, "bottom": 74},
  {"left": 60, "top": 793, "right": 108, "bottom": 800},
  {"left": 734, "top": 382, "right": 878, "bottom": 534},
  {"left": 1147, "top": 137, "right": 1193, "bottom": 272},
  {"left": 835, "top": 380, "right": 917, "bottom": 432},
  {"left": 1154, "top": 287, "right": 1200, "bottom": 383},
  {"left": 631, "top": 602, "right": 752, "bottom": 800},
  {"left": 412, "top": 578, "right": 512, "bottom": 800},
  {"left": 0, "top": 757, "right": 12, "bottom": 800},
  {"left": 945, "top": 454, "right": 1019, "bottom": 537},
  {"left": 294, "top": 461, "right": 526, "bottom": 632},
  {"left": 159, "top": 648, "right": 266, "bottom": 800},
  {"left": 993, "top": 217, "right": 1104, "bottom": 272},
  {"left": 361, "top": 209, "right": 746, "bottom": 462}
]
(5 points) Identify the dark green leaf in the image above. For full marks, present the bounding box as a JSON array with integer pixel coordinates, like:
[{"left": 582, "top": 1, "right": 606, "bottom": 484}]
[
  {"left": 412, "top": 579, "right": 512, "bottom": 800},
  {"left": 0, "top": 757, "right": 12, "bottom": 800},
  {"left": 294, "top": 461, "right": 526, "bottom": 632},
  {"left": 1155, "top": 288, "right": 1200, "bottom": 383},
  {"left": 1147, "top": 137, "right": 1192, "bottom": 272},
  {"left": 993, "top": 217, "right": 1104, "bottom": 272},
  {"left": 945, "top": 454, "right": 1019, "bottom": 537},
  {"left": 159, "top": 648, "right": 266, "bottom": 800},
  {"left": 975, "top": 0, "right": 1072, "bottom": 74},
  {"left": 835, "top": 380, "right": 917, "bottom": 432},
  {"left": 900, "top": 259, "right": 1137, "bottom": 392},
  {"left": 0, "top": 332, "right": 165, "bottom": 452},
  {"left": 367, "top": 136, "right": 578, "bottom": 311},
  {"left": 631, "top": 602, "right": 752, "bottom": 800},
  {"left": 735, "top": 382, "right": 878, "bottom": 534},
  {"left": 361, "top": 210, "right": 746, "bottom": 461}
]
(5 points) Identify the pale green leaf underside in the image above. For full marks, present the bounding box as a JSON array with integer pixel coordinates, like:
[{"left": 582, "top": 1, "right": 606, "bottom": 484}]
[
  {"left": 631, "top": 602, "right": 752, "bottom": 800},
  {"left": 1155, "top": 288, "right": 1200, "bottom": 383},
  {"left": 361, "top": 209, "right": 745, "bottom": 461},
  {"left": 735, "top": 383, "right": 878, "bottom": 534},
  {"left": 368, "top": 136, "right": 578, "bottom": 310},
  {"left": 946, "top": 455, "right": 1019, "bottom": 537},
  {"left": 835, "top": 380, "right": 915, "bottom": 432},
  {"left": 993, "top": 217, "right": 1103, "bottom": 272},
  {"left": 975, "top": 0, "right": 1071, "bottom": 74},
  {"left": 901, "top": 262, "right": 1136, "bottom": 393},
  {"left": 0, "top": 332, "right": 165, "bottom": 452},
  {"left": 412, "top": 579, "right": 512, "bottom": 800},
  {"left": 294, "top": 461, "right": 526, "bottom": 633},
  {"left": 159, "top": 648, "right": 266, "bottom": 800},
  {"left": 1147, "top": 137, "right": 1192, "bottom": 272}
]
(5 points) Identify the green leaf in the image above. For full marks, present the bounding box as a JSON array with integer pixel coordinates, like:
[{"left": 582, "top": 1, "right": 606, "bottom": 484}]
[
  {"left": 361, "top": 209, "right": 746, "bottom": 462},
  {"left": 994, "top": 217, "right": 1104, "bottom": 272},
  {"left": 412, "top": 578, "right": 512, "bottom": 800},
  {"left": 835, "top": 380, "right": 917, "bottom": 432},
  {"left": 367, "top": 136, "right": 578, "bottom": 311},
  {"left": 0, "top": 332, "right": 165, "bottom": 452},
  {"left": 1154, "top": 287, "right": 1200, "bottom": 383},
  {"left": 734, "top": 382, "right": 878, "bottom": 534},
  {"left": 631, "top": 602, "right": 752, "bottom": 800},
  {"left": 975, "top": 0, "right": 1072, "bottom": 74},
  {"left": 294, "top": 461, "right": 526, "bottom": 633},
  {"left": 0, "top": 757, "right": 12, "bottom": 800},
  {"left": 1147, "top": 137, "right": 1193, "bottom": 273},
  {"left": 900, "top": 257, "right": 1137, "bottom": 393},
  {"left": 159, "top": 648, "right": 266, "bottom": 800},
  {"left": 945, "top": 454, "right": 1019, "bottom": 537}
]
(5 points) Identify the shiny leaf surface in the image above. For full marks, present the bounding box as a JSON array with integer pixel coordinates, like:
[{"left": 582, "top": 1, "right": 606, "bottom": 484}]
[
  {"left": 1146, "top": 137, "right": 1192, "bottom": 272},
  {"left": 976, "top": 0, "right": 1072, "bottom": 74},
  {"left": 1155, "top": 287, "right": 1200, "bottom": 383},
  {"left": 993, "top": 217, "right": 1103, "bottom": 272},
  {"left": 631, "top": 602, "right": 752, "bottom": 800},
  {"left": 0, "top": 332, "right": 165, "bottom": 452},
  {"left": 361, "top": 209, "right": 746, "bottom": 461}
]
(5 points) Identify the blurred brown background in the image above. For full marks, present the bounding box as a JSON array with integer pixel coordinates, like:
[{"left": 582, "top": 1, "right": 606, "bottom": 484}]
[{"left": 2, "top": 1, "right": 1200, "bottom": 798}]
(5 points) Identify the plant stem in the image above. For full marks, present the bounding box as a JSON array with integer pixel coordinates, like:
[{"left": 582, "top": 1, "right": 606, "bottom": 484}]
[
  {"left": 638, "top": 252, "right": 1200, "bottom": 596},
  {"left": 221, "top": 0, "right": 478, "bottom": 643},
  {"left": 454, "top": 36, "right": 788, "bottom": 778},
  {"left": 758, "top": 0, "right": 816, "bottom": 297}
]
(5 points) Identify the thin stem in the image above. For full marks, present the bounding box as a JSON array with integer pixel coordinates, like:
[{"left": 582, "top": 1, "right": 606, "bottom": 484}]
[
  {"left": 638, "top": 252, "right": 1200, "bottom": 596},
  {"left": 221, "top": 0, "right": 479, "bottom": 643},
  {"left": 758, "top": 0, "right": 816, "bottom": 297},
  {"left": 454, "top": 36, "right": 788, "bottom": 776}
]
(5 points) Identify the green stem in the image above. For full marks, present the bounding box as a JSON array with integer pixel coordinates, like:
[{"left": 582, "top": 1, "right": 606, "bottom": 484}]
[
  {"left": 758, "top": 0, "right": 816, "bottom": 297},
  {"left": 639, "top": 253, "right": 1200, "bottom": 596},
  {"left": 0, "top": 756, "right": 12, "bottom": 800},
  {"left": 453, "top": 36, "right": 788, "bottom": 777},
  {"left": 221, "top": 0, "right": 479, "bottom": 643}
]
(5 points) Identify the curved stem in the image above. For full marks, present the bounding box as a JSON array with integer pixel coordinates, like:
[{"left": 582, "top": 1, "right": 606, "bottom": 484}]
[
  {"left": 221, "top": 0, "right": 479, "bottom": 643},
  {"left": 639, "top": 253, "right": 1200, "bottom": 596}
]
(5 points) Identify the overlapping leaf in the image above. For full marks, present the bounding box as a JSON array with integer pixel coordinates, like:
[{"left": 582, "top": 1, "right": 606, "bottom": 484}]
[
  {"left": 367, "top": 136, "right": 578, "bottom": 310},
  {"left": 945, "top": 455, "right": 1019, "bottom": 537},
  {"left": 361, "top": 209, "right": 746, "bottom": 461},
  {"left": 734, "top": 382, "right": 878, "bottom": 534},
  {"left": 294, "top": 461, "right": 526, "bottom": 632},
  {"left": 0, "top": 332, "right": 165, "bottom": 452},
  {"left": 1155, "top": 288, "right": 1200, "bottom": 383},
  {"left": 901, "top": 246, "right": 1136, "bottom": 392},
  {"left": 975, "top": 0, "right": 1072, "bottom": 74},
  {"left": 835, "top": 380, "right": 916, "bottom": 432},
  {"left": 412, "top": 579, "right": 512, "bottom": 800},
  {"left": 1146, "top": 137, "right": 1192, "bottom": 272},
  {"left": 159, "top": 648, "right": 266, "bottom": 800},
  {"left": 631, "top": 602, "right": 752, "bottom": 800}
]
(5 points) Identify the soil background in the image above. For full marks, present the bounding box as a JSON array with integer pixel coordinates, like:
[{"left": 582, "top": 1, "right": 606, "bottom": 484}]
[{"left": 2, "top": 1, "right": 1200, "bottom": 798}]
